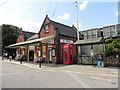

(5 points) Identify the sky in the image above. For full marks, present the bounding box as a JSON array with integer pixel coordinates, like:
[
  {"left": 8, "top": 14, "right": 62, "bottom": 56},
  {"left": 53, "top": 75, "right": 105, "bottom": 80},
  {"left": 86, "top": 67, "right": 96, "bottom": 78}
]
[{"left": 0, "top": 0, "right": 119, "bottom": 33}]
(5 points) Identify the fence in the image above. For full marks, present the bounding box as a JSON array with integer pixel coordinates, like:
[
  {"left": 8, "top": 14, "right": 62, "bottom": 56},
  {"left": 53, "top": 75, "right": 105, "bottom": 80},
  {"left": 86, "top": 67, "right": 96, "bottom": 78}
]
[
  {"left": 78, "top": 55, "right": 120, "bottom": 67},
  {"left": 105, "top": 57, "right": 120, "bottom": 67}
]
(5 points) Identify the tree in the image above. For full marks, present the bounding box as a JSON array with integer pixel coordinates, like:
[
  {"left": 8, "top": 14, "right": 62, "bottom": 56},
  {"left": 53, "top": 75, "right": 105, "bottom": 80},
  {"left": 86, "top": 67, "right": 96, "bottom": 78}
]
[
  {"left": 1, "top": 24, "right": 20, "bottom": 48},
  {"left": 1, "top": 24, "right": 21, "bottom": 56},
  {"left": 105, "top": 38, "right": 120, "bottom": 57}
]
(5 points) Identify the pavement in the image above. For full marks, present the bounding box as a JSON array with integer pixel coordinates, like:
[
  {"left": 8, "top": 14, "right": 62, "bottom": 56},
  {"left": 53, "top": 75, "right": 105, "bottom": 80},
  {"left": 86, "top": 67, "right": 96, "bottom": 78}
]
[{"left": 2, "top": 59, "right": 119, "bottom": 77}]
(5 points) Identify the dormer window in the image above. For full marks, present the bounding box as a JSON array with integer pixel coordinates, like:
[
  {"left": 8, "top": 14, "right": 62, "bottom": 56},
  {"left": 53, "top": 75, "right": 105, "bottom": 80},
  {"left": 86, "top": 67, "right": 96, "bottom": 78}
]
[{"left": 45, "top": 25, "right": 49, "bottom": 33}]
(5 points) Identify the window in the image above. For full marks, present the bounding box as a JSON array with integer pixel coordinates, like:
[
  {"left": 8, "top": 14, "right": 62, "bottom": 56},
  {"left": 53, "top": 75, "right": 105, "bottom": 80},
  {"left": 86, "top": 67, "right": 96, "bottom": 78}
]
[
  {"left": 111, "top": 29, "right": 116, "bottom": 36},
  {"left": 104, "top": 27, "right": 110, "bottom": 37},
  {"left": 70, "top": 48, "right": 72, "bottom": 62},
  {"left": 45, "top": 25, "right": 49, "bottom": 33},
  {"left": 52, "top": 49, "right": 55, "bottom": 57},
  {"left": 82, "top": 31, "right": 87, "bottom": 39},
  {"left": 92, "top": 30, "right": 97, "bottom": 38},
  {"left": 19, "top": 35, "right": 23, "bottom": 42},
  {"left": 88, "top": 31, "right": 92, "bottom": 39},
  {"left": 42, "top": 45, "right": 46, "bottom": 57}
]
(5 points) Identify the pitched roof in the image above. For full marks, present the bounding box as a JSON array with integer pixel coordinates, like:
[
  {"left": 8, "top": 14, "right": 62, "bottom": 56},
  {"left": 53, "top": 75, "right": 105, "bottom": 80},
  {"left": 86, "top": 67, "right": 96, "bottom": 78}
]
[
  {"left": 39, "top": 15, "right": 80, "bottom": 38},
  {"left": 51, "top": 20, "right": 77, "bottom": 37},
  {"left": 22, "top": 31, "right": 36, "bottom": 40},
  {"left": 38, "top": 15, "right": 84, "bottom": 39},
  {"left": 27, "top": 34, "right": 39, "bottom": 41}
]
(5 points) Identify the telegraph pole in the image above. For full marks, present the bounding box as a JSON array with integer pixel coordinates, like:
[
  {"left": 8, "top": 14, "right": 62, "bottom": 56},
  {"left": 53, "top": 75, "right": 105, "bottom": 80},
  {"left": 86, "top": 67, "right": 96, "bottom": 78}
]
[
  {"left": 75, "top": 1, "right": 81, "bottom": 65},
  {"left": 75, "top": 1, "right": 80, "bottom": 40}
]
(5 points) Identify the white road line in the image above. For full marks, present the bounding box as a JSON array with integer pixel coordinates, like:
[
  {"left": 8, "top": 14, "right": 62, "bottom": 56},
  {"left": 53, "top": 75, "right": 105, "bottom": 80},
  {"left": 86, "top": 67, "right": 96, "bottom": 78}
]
[
  {"left": 67, "top": 72, "right": 90, "bottom": 88},
  {"left": 47, "top": 70, "right": 56, "bottom": 72},
  {"left": 2, "top": 68, "right": 31, "bottom": 76},
  {"left": 90, "top": 77, "right": 117, "bottom": 83},
  {"left": 65, "top": 71, "right": 118, "bottom": 77}
]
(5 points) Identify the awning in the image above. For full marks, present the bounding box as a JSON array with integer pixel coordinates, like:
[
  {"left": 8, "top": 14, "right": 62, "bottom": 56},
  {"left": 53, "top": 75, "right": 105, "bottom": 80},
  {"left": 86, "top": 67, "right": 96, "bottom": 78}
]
[
  {"left": 8, "top": 35, "right": 55, "bottom": 47},
  {"left": 74, "top": 37, "right": 103, "bottom": 45}
]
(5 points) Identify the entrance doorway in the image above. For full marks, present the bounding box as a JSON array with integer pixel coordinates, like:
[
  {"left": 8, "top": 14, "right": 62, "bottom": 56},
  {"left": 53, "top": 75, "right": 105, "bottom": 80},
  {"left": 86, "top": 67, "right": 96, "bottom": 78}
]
[
  {"left": 29, "top": 51, "right": 34, "bottom": 61},
  {"left": 48, "top": 50, "right": 52, "bottom": 63}
]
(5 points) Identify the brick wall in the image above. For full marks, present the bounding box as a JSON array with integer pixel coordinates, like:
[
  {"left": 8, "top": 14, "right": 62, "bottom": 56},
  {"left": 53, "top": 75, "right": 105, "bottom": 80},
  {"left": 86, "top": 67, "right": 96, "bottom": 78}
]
[
  {"left": 17, "top": 31, "right": 25, "bottom": 43},
  {"left": 39, "top": 18, "right": 56, "bottom": 38}
]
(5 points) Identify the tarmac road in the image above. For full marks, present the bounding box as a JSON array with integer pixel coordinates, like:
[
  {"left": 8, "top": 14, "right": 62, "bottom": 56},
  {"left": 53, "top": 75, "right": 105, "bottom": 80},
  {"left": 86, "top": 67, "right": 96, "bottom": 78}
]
[{"left": 1, "top": 59, "right": 119, "bottom": 88}]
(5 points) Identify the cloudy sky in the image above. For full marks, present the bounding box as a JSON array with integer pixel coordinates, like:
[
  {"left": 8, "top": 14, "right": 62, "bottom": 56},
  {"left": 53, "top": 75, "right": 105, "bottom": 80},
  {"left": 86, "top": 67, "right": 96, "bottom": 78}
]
[{"left": 0, "top": 0, "right": 119, "bottom": 33}]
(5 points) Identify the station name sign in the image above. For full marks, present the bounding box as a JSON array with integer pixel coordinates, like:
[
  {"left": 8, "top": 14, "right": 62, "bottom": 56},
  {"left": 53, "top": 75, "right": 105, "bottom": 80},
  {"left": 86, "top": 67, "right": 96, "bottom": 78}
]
[
  {"left": 60, "top": 39, "right": 73, "bottom": 44},
  {"left": 41, "top": 38, "right": 54, "bottom": 44}
]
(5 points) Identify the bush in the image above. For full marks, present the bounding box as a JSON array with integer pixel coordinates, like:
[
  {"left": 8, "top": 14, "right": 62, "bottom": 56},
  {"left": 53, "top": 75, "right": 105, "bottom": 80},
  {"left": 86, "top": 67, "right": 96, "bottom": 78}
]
[{"left": 105, "top": 38, "right": 120, "bottom": 57}]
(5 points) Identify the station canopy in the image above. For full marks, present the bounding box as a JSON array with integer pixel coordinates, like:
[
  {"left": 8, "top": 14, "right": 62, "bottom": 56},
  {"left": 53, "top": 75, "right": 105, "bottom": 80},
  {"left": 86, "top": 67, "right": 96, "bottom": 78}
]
[
  {"left": 7, "top": 35, "right": 55, "bottom": 48},
  {"left": 74, "top": 37, "right": 104, "bottom": 45}
]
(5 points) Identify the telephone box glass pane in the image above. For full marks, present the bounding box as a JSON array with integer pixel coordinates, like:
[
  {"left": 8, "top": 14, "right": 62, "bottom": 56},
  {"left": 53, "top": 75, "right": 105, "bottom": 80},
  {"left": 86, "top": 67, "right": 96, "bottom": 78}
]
[
  {"left": 70, "top": 48, "right": 72, "bottom": 62},
  {"left": 64, "top": 48, "right": 67, "bottom": 62}
]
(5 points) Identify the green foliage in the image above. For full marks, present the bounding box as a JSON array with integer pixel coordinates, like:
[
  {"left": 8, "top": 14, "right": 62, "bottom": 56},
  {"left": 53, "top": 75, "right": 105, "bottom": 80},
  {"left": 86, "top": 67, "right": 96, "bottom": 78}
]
[
  {"left": 1, "top": 24, "right": 21, "bottom": 49},
  {"left": 105, "top": 38, "right": 120, "bottom": 57},
  {"left": 105, "top": 38, "right": 113, "bottom": 44}
]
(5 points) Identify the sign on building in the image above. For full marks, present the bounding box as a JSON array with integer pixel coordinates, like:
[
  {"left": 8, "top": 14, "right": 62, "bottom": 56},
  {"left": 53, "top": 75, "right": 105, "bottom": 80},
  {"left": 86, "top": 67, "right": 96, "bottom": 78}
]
[{"left": 60, "top": 39, "right": 73, "bottom": 44}]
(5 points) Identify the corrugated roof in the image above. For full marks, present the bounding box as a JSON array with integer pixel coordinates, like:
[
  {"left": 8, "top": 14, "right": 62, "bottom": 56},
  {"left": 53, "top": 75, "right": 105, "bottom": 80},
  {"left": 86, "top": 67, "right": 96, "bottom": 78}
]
[
  {"left": 74, "top": 37, "right": 103, "bottom": 45},
  {"left": 8, "top": 35, "right": 55, "bottom": 47}
]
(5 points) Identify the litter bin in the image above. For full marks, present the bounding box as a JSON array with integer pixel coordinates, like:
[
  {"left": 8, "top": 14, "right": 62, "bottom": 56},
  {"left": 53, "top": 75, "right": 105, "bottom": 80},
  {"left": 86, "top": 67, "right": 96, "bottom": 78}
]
[
  {"left": 39, "top": 57, "right": 42, "bottom": 68},
  {"left": 9, "top": 56, "right": 12, "bottom": 61}
]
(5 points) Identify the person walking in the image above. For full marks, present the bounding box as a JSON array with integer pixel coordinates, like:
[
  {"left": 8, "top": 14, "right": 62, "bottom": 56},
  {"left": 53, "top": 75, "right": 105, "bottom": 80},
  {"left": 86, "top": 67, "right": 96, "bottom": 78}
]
[{"left": 97, "top": 50, "right": 103, "bottom": 68}]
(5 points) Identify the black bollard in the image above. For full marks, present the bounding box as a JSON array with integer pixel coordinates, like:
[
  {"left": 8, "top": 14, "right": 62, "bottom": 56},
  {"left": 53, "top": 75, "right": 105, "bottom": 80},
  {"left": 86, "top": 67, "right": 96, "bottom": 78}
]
[
  {"left": 20, "top": 58, "right": 22, "bottom": 64},
  {"left": 9, "top": 56, "right": 12, "bottom": 61},
  {"left": 39, "top": 57, "right": 42, "bottom": 68}
]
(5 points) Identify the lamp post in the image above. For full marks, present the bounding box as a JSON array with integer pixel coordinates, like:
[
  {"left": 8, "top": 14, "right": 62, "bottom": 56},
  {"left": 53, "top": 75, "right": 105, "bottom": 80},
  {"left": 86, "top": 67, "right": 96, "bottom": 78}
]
[
  {"left": 102, "top": 36, "right": 106, "bottom": 67},
  {"left": 75, "top": 1, "right": 80, "bottom": 40},
  {"left": 75, "top": 1, "right": 81, "bottom": 65}
]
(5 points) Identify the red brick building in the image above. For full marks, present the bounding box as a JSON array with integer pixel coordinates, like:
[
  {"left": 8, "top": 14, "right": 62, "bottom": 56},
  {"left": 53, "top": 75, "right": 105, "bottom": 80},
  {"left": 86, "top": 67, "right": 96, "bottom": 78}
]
[
  {"left": 16, "top": 29, "right": 37, "bottom": 58},
  {"left": 38, "top": 15, "right": 82, "bottom": 63},
  {"left": 11, "top": 15, "right": 83, "bottom": 64}
]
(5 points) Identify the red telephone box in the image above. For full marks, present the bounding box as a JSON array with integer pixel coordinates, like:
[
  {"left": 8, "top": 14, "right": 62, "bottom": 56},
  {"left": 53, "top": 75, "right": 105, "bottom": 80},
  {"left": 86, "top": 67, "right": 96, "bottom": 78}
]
[{"left": 63, "top": 44, "right": 76, "bottom": 64}]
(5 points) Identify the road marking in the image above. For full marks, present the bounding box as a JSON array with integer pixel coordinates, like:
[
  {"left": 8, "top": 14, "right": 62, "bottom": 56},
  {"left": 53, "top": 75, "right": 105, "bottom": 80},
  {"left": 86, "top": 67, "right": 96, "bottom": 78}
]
[
  {"left": 65, "top": 71, "right": 118, "bottom": 77},
  {"left": 90, "top": 77, "right": 117, "bottom": 84},
  {"left": 67, "top": 72, "right": 90, "bottom": 88},
  {"left": 47, "top": 70, "right": 56, "bottom": 72},
  {"left": 2, "top": 68, "right": 31, "bottom": 76}
]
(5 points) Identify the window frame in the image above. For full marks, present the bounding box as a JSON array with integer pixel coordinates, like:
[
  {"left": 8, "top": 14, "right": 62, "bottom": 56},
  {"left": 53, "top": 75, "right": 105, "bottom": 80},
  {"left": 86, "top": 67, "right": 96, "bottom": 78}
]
[{"left": 44, "top": 25, "right": 49, "bottom": 33}]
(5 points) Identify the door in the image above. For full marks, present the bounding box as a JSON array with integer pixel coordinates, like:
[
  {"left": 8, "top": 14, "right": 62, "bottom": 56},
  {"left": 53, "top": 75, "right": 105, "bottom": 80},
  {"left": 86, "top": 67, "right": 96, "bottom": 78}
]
[
  {"left": 48, "top": 50, "right": 52, "bottom": 63},
  {"left": 29, "top": 51, "right": 34, "bottom": 61},
  {"left": 63, "top": 48, "right": 68, "bottom": 64}
]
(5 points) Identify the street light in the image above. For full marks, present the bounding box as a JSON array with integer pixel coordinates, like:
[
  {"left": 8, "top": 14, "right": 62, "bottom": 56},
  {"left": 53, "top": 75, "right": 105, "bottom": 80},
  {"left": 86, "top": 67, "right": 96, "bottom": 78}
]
[
  {"left": 75, "top": 1, "right": 81, "bottom": 65},
  {"left": 75, "top": 1, "right": 80, "bottom": 40}
]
